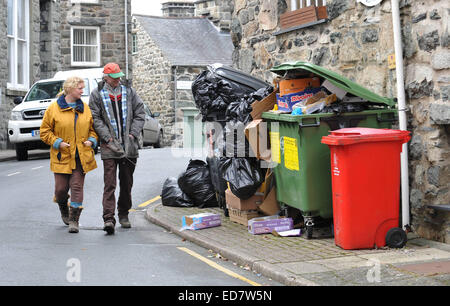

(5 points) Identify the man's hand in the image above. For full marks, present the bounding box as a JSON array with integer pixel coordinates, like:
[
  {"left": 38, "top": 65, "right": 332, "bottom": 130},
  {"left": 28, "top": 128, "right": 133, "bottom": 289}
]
[{"left": 83, "top": 141, "right": 93, "bottom": 147}]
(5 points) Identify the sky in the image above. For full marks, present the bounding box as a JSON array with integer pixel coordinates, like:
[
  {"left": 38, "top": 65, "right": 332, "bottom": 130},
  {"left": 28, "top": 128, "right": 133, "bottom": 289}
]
[{"left": 131, "top": 0, "right": 162, "bottom": 16}]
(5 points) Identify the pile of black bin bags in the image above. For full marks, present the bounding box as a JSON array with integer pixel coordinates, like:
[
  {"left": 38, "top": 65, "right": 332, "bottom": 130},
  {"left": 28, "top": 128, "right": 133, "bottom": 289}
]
[{"left": 161, "top": 66, "right": 274, "bottom": 208}]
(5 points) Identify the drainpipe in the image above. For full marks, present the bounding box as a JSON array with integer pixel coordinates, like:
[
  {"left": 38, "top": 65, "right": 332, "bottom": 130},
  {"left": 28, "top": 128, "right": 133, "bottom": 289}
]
[
  {"left": 391, "top": 0, "right": 410, "bottom": 231},
  {"left": 125, "top": 0, "right": 129, "bottom": 79}
]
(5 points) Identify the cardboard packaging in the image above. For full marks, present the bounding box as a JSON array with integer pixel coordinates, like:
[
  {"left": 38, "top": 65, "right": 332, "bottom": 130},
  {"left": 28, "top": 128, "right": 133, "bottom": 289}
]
[
  {"left": 228, "top": 208, "right": 263, "bottom": 226},
  {"left": 276, "top": 87, "right": 323, "bottom": 112},
  {"left": 248, "top": 215, "right": 294, "bottom": 235},
  {"left": 258, "top": 186, "right": 280, "bottom": 216},
  {"left": 225, "top": 189, "right": 264, "bottom": 211},
  {"left": 250, "top": 90, "right": 277, "bottom": 120},
  {"left": 279, "top": 77, "right": 321, "bottom": 97},
  {"left": 244, "top": 119, "right": 271, "bottom": 161},
  {"left": 181, "top": 213, "right": 221, "bottom": 230}
]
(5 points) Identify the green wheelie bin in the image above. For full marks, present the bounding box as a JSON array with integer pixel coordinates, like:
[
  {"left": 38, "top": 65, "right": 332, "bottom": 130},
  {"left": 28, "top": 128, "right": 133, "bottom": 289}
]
[{"left": 262, "top": 61, "right": 398, "bottom": 239}]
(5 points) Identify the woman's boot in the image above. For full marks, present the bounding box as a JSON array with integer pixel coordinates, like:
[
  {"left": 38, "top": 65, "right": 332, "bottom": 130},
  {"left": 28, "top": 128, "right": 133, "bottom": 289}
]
[
  {"left": 54, "top": 196, "right": 70, "bottom": 225},
  {"left": 68, "top": 206, "right": 83, "bottom": 233}
]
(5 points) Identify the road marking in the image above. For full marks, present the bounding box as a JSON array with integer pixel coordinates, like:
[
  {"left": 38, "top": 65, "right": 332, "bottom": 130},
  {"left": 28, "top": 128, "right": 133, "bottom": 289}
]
[
  {"left": 31, "top": 166, "right": 43, "bottom": 170},
  {"left": 177, "top": 247, "right": 261, "bottom": 286},
  {"left": 7, "top": 172, "right": 21, "bottom": 177},
  {"left": 138, "top": 195, "right": 161, "bottom": 208}
]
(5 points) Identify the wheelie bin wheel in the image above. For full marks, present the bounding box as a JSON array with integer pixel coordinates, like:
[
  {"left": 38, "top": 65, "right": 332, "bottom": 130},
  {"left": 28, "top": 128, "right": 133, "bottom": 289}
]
[
  {"left": 305, "top": 217, "right": 314, "bottom": 239},
  {"left": 385, "top": 228, "right": 407, "bottom": 248},
  {"left": 306, "top": 226, "right": 313, "bottom": 239}
]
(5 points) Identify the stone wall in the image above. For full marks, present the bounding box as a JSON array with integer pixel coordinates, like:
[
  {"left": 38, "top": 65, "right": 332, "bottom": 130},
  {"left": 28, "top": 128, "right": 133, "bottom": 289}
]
[
  {"left": 40, "top": 0, "right": 61, "bottom": 79},
  {"left": 0, "top": 0, "right": 8, "bottom": 149},
  {"left": 195, "top": 0, "right": 234, "bottom": 32},
  {"left": 0, "top": 0, "right": 41, "bottom": 149},
  {"left": 59, "top": 0, "right": 132, "bottom": 74},
  {"left": 231, "top": 0, "right": 449, "bottom": 243},
  {"left": 402, "top": 1, "right": 450, "bottom": 242},
  {"left": 132, "top": 18, "right": 174, "bottom": 146}
]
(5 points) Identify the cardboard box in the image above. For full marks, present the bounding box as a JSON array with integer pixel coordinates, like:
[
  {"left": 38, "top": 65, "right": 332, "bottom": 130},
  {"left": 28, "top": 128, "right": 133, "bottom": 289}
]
[
  {"left": 225, "top": 189, "right": 264, "bottom": 211},
  {"left": 181, "top": 213, "right": 221, "bottom": 230},
  {"left": 244, "top": 119, "right": 271, "bottom": 161},
  {"left": 279, "top": 78, "right": 321, "bottom": 97},
  {"left": 248, "top": 215, "right": 293, "bottom": 235},
  {"left": 276, "top": 87, "right": 323, "bottom": 112},
  {"left": 258, "top": 186, "right": 280, "bottom": 216},
  {"left": 228, "top": 208, "right": 262, "bottom": 226},
  {"left": 250, "top": 90, "right": 277, "bottom": 120}
]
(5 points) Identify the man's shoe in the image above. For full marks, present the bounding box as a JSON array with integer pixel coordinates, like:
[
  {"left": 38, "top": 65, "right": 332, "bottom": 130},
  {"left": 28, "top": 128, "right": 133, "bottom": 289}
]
[
  {"left": 119, "top": 217, "right": 131, "bottom": 228},
  {"left": 103, "top": 221, "right": 115, "bottom": 235}
]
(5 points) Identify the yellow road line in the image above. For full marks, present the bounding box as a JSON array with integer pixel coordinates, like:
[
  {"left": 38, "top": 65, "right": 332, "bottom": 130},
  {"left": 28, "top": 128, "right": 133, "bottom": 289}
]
[
  {"left": 177, "top": 247, "right": 261, "bottom": 286},
  {"left": 138, "top": 195, "right": 161, "bottom": 208}
]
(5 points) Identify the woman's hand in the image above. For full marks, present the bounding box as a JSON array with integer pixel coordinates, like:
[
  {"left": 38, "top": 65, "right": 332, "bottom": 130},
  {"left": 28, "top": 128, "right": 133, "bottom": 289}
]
[
  {"left": 60, "top": 142, "right": 70, "bottom": 148},
  {"left": 83, "top": 140, "right": 93, "bottom": 147}
]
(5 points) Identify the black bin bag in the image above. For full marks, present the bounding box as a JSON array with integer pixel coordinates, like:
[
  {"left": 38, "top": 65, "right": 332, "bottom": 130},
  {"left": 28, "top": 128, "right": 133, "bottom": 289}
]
[
  {"left": 220, "top": 158, "right": 264, "bottom": 200},
  {"left": 178, "top": 160, "right": 218, "bottom": 208},
  {"left": 161, "top": 177, "right": 194, "bottom": 208}
]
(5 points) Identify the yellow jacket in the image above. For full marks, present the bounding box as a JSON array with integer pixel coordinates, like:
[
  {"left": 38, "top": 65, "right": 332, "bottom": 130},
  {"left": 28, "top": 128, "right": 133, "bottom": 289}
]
[{"left": 40, "top": 96, "right": 98, "bottom": 174}]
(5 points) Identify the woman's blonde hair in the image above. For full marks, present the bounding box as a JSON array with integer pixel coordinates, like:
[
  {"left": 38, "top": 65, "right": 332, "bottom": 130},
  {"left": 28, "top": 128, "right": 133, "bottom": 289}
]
[{"left": 57, "top": 76, "right": 85, "bottom": 97}]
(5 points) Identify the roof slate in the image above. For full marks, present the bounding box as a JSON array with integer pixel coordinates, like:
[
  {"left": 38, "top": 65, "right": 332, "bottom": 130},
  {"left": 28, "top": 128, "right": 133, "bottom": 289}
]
[{"left": 135, "top": 15, "right": 233, "bottom": 66}]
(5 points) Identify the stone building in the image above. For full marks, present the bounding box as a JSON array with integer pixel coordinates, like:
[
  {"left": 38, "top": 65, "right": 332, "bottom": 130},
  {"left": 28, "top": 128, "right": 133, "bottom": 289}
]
[
  {"left": 132, "top": 14, "right": 233, "bottom": 148},
  {"left": 161, "top": 0, "right": 234, "bottom": 32},
  {"left": 0, "top": 0, "right": 132, "bottom": 149},
  {"left": 231, "top": 0, "right": 449, "bottom": 243}
]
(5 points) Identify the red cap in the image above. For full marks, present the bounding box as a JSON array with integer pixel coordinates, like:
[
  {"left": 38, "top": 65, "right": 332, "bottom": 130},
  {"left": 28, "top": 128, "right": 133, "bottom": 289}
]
[{"left": 103, "top": 63, "right": 125, "bottom": 78}]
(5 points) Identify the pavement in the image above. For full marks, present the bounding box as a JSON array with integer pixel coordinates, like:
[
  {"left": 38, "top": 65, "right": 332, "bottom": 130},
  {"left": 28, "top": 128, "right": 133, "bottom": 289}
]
[
  {"left": 2, "top": 149, "right": 450, "bottom": 286},
  {"left": 146, "top": 204, "right": 450, "bottom": 286}
]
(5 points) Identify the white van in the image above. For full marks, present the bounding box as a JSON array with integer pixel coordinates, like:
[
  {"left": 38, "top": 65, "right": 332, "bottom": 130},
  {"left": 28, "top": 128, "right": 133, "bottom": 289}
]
[{"left": 8, "top": 68, "right": 103, "bottom": 160}]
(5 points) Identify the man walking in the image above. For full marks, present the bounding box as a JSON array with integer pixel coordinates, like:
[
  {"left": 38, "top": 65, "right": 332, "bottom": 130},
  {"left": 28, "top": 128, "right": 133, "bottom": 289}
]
[{"left": 90, "top": 63, "right": 145, "bottom": 234}]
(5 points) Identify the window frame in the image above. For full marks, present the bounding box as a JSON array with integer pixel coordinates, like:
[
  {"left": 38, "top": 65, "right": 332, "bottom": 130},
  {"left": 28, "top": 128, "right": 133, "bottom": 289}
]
[
  {"left": 276, "top": 0, "right": 328, "bottom": 35},
  {"left": 132, "top": 33, "right": 138, "bottom": 54},
  {"left": 7, "top": 0, "right": 30, "bottom": 91},
  {"left": 70, "top": 26, "right": 101, "bottom": 67}
]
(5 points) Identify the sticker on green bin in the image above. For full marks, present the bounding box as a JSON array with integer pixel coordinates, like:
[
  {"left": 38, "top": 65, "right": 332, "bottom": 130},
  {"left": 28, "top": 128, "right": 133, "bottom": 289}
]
[
  {"left": 269, "top": 132, "right": 281, "bottom": 164},
  {"left": 283, "top": 137, "right": 299, "bottom": 171}
]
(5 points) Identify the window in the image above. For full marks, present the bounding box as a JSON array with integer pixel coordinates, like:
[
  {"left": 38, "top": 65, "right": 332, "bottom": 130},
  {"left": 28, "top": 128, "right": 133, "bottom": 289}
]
[
  {"left": 278, "top": 0, "right": 328, "bottom": 33},
  {"left": 71, "top": 26, "right": 101, "bottom": 67},
  {"left": 132, "top": 33, "right": 138, "bottom": 54},
  {"left": 7, "top": 0, "right": 30, "bottom": 90}
]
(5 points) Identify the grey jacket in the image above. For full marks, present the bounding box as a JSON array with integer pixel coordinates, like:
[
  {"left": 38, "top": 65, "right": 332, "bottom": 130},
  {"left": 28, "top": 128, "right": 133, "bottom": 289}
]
[{"left": 89, "top": 82, "right": 145, "bottom": 160}]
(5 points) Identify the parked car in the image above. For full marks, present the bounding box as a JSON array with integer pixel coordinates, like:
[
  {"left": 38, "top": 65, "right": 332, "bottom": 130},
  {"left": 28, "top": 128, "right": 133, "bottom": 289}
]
[
  {"left": 141, "top": 104, "right": 163, "bottom": 148},
  {"left": 8, "top": 68, "right": 103, "bottom": 161}
]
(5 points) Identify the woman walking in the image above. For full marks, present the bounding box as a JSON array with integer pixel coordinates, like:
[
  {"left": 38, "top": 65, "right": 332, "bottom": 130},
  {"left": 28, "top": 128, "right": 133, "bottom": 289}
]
[{"left": 40, "top": 76, "right": 98, "bottom": 233}]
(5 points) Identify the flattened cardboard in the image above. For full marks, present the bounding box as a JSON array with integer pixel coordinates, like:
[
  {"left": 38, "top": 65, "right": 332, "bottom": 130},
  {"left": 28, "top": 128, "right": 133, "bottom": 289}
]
[{"left": 244, "top": 119, "right": 271, "bottom": 161}]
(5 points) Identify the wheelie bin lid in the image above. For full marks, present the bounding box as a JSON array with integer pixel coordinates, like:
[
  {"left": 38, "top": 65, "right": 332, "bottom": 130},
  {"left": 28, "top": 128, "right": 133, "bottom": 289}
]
[
  {"left": 321, "top": 127, "right": 411, "bottom": 146},
  {"left": 270, "top": 61, "right": 396, "bottom": 107},
  {"left": 208, "top": 63, "right": 271, "bottom": 92}
]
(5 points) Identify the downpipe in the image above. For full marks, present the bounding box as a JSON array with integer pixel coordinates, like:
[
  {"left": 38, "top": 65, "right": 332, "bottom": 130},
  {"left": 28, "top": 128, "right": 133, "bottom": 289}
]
[{"left": 391, "top": 0, "right": 410, "bottom": 231}]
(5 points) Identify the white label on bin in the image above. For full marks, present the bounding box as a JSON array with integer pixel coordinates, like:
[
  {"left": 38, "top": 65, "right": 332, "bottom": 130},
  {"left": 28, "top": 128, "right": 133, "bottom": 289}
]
[{"left": 333, "top": 167, "right": 340, "bottom": 176}]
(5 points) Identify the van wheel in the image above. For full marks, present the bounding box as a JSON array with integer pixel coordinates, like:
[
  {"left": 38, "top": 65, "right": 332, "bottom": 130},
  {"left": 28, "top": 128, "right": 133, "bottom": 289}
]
[{"left": 16, "top": 147, "right": 28, "bottom": 161}]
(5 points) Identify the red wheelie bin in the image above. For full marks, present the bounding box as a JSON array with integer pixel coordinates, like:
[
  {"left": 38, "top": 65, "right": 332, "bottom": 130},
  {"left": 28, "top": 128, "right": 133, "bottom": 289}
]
[{"left": 321, "top": 128, "right": 411, "bottom": 250}]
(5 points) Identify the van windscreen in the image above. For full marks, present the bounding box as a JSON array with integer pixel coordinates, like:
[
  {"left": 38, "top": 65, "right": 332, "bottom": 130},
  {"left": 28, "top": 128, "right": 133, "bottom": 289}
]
[
  {"left": 24, "top": 78, "right": 90, "bottom": 102},
  {"left": 24, "top": 81, "right": 64, "bottom": 102}
]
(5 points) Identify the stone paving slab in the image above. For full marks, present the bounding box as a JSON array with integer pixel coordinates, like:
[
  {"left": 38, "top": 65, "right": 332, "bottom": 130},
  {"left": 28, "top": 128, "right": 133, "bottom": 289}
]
[{"left": 145, "top": 203, "right": 450, "bottom": 286}]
